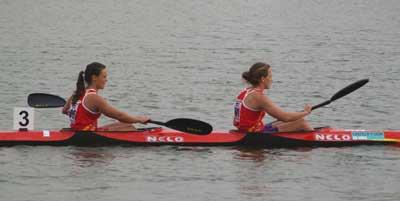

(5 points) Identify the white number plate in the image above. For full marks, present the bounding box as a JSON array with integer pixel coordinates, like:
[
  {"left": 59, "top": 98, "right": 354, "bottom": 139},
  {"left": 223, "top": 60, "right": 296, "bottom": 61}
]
[{"left": 14, "top": 107, "right": 34, "bottom": 130}]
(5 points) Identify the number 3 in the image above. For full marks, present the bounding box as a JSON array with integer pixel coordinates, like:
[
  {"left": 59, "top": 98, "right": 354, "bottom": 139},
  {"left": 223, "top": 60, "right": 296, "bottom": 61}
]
[
  {"left": 14, "top": 107, "right": 34, "bottom": 130},
  {"left": 19, "top": 110, "right": 29, "bottom": 126}
]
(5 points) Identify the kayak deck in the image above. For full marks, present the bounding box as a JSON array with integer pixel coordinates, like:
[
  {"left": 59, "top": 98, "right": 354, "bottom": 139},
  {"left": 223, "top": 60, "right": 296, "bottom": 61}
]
[{"left": 1, "top": 127, "right": 400, "bottom": 147}]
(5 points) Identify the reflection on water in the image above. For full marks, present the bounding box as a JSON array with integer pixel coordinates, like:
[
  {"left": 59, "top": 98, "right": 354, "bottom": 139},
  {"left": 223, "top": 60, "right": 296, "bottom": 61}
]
[
  {"left": 231, "top": 147, "right": 329, "bottom": 200},
  {"left": 233, "top": 147, "right": 314, "bottom": 162},
  {"left": 233, "top": 147, "right": 268, "bottom": 162},
  {"left": 173, "top": 146, "right": 212, "bottom": 153},
  {"left": 67, "top": 148, "right": 116, "bottom": 168}
]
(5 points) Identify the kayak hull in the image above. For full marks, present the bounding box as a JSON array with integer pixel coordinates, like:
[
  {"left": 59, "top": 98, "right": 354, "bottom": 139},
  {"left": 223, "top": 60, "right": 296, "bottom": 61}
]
[{"left": 1, "top": 127, "right": 399, "bottom": 147}]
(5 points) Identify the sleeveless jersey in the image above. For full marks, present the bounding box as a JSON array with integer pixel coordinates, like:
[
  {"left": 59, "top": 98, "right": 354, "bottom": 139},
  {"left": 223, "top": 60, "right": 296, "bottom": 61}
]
[
  {"left": 233, "top": 88, "right": 266, "bottom": 132},
  {"left": 69, "top": 89, "right": 101, "bottom": 131}
]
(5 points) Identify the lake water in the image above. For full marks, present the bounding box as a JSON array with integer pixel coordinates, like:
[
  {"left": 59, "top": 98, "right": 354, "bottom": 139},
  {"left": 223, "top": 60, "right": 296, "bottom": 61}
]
[{"left": 1, "top": 0, "right": 399, "bottom": 200}]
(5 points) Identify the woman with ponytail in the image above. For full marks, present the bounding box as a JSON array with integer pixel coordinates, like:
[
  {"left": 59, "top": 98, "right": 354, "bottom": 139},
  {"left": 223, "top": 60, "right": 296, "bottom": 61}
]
[
  {"left": 233, "top": 62, "right": 313, "bottom": 133},
  {"left": 62, "top": 62, "right": 150, "bottom": 131}
]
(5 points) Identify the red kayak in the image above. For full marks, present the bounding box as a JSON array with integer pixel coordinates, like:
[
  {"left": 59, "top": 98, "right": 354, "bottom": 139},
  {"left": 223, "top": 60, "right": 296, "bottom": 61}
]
[{"left": 1, "top": 127, "right": 400, "bottom": 147}]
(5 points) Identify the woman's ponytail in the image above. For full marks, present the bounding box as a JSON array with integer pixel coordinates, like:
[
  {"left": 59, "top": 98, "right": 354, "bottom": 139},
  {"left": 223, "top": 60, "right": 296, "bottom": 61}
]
[
  {"left": 72, "top": 71, "right": 85, "bottom": 105},
  {"left": 242, "top": 71, "right": 250, "bottom": 81}
]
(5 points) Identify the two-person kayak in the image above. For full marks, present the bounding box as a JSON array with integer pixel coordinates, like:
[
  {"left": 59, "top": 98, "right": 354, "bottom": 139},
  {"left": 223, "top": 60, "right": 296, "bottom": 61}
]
[
  {"left": 11, "top": 78, "right": 396, "bottom": 147},
  {"left": 1, "top": 127, "right": 399, "bottom": 147},
  {"left": 10, "top": 64, "right": 394, "bottom": 148}
]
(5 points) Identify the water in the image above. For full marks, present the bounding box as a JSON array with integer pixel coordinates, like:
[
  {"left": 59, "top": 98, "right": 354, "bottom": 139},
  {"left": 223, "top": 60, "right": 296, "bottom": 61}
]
[{"left": 1, "top": 0, "right": 399, "bottom": 200}]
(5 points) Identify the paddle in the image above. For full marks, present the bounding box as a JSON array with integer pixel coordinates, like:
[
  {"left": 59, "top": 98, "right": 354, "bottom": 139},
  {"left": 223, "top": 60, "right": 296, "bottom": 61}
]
[
  {"left": 28, "top": 93, "right": 66, "bottom": 108},
  {"left": 267, "top": 78, "right": 369, "bottom": 125},
  {"left": 311, "top": 78, "right": 369, "bottom": 110},
  {"left": 27, "top": 93, "right": 213, "bottom": 135},
  {"left": 148, "top": 119, "right": 213, "bottom": 135}
]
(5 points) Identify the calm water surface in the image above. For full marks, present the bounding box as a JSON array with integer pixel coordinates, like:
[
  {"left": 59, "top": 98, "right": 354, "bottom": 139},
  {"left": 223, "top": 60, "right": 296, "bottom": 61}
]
[{"left": 1, "top": 0, "right": 399, "bottom": 200}]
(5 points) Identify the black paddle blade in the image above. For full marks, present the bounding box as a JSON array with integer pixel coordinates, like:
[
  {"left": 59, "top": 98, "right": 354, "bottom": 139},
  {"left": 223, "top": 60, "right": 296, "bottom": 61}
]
[
  {"left": 28, "top": 93, "right": 66, "bottom": 108},
  {"left": 330, "top": 79, "right": 369, "bottom": 102},
  {"left": 165, "top": 118, "right": 213, "bottom": 135},
  {"left": 312, "top": 78, "right": 369, "bottom": 110}
]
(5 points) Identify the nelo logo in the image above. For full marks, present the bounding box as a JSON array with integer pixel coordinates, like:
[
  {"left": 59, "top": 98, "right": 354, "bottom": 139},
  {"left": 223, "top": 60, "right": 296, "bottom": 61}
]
[
  {"left": 315, "top": 133, "right": 351, "bottom": 141},
  {"left": 146, "top": 136, "right": 184, "bottom": 143}
]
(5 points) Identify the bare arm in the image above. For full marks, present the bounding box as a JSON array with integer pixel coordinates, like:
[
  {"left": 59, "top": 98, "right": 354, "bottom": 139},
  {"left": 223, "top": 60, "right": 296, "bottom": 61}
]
[
  {"left": 86, "top": 94, "right": 149, "bottom": 124},
  {"left": 249, "top": 93, "right": 311, "bottom": 122},
  {"left": 62, "top": 96, "right": 73, "bottom": 115}
]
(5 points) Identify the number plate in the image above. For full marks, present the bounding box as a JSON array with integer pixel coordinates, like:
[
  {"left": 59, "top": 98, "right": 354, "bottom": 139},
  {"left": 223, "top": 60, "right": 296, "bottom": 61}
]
[{"left": 14, "top": 107, "right": 34, "bottom": 130}]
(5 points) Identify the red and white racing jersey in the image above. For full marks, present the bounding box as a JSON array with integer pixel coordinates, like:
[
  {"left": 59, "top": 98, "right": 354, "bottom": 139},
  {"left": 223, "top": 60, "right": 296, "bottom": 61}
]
[{"left": 69, "top": 89, "right": 101, "bottom": 131}]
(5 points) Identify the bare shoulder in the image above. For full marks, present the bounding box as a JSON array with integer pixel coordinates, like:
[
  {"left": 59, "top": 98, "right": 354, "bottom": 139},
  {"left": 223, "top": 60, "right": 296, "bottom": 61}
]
[
  {"left": 244, "top": 90, "right": 267, "bottom": 110},
  {"left": 85, "top": 93, "right": 106, "bottom": 105},
  {"left": 253, "top": 91, "right": 277, "bottom": 110},
  {"left": 251, "top": 90, "right": 269, "bottom": 102}
]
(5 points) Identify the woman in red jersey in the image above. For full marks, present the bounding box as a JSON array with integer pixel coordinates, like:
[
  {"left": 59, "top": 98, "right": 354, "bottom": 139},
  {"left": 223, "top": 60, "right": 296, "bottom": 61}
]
[
  {"left": 62, "top": 62, "right": 150, "bottom": 131},
  {"left": 234, "top": 62, "right": 313, "bottom": 133}
]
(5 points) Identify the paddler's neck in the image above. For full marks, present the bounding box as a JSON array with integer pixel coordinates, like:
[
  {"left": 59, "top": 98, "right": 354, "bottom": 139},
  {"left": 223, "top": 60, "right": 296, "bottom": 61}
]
[
  {"left": 86, "top": 85, "right": 99, "bottom": 92},
  {"left": 252, "top": 85, "right": 266, "bottom": 92}
]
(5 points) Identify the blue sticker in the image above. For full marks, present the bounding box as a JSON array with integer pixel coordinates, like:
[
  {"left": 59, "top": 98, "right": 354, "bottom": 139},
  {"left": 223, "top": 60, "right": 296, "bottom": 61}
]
[{"left": 351, "top": 131, "right": 384, "bottom": 140}]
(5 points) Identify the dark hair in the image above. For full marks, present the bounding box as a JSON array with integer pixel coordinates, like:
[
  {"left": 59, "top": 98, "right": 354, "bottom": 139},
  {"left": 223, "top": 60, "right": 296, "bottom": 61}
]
[
  {"left": 242, "top": 62, "right": 271, "bottom": 86},
  {"left": 72, "top": 62, "right": 106, "bottom": 104}
]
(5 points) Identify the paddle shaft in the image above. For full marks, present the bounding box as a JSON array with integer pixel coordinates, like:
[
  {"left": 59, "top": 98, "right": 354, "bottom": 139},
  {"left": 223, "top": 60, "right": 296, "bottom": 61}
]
[
  {"left": 148, "top": 120, "right": 165, "bottom": 126},
  {"left": 311, "top": 100, "right": 331, "bottom": 111},
  {"left": 269, "top": 78, "right": 369, "bottom": 123}
]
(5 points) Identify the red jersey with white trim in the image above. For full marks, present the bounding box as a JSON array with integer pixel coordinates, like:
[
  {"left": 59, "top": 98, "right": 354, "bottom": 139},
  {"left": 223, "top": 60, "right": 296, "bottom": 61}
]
[
  {"left": 69, "top": 89, "right": 101, "bottom": 131},
  {"left": 233, "top": 88, "right": 265, "bottom": 132}
]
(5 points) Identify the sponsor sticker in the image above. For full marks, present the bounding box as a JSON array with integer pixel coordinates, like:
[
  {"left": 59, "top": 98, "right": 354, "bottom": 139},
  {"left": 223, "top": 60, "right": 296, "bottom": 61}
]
[
  {"left": 146, "top": 136, "right": 184, "bottom": 143},
  {"left": 315, "top": 133, "right": 352, "bottom": 141},
  {"left": 351, "top": 131, "right": 384, "bottom": 140}
]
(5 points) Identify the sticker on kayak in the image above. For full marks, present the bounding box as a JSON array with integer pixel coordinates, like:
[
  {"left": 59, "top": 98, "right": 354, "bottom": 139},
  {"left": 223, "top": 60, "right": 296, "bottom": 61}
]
[
  {"left": 43, "top": 130, "right": 50, "bottom": 137},
  {"left": 351, "top": 131, "right": 384, "bottom": 140},
  {"left": 146, "top": 136, "right": 184, "bottom": 143},
  {"left": 315, "top": 133, "right": 352, "bottom": 141}
]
